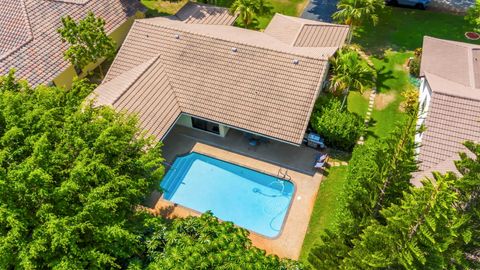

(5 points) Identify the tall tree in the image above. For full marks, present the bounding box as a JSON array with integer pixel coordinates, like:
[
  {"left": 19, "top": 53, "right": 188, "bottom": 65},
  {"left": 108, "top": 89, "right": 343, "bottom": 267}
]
[
  {"left": 58, "top": 12, "right": 116, "bottom": 78},
  {"left": 454, "top": 141, "right": 480, "bottom": 265},
  {"left": 328, "top": 48, "right": 376, "bottom": 108},
  {"left": 309, "top": 90, "right": 419, "bottom": 269},
  {"left": 131, "top": 212, "right": 302, "bottom": 269},
  {"left": 230, "top": 0, "right": 272, "bottom": 28},
  {"left": 345, "top": 173, "right": 471, "bottom": 269},
  {"left": 0, "top": 70, "right": 164, "bottom": 269},
  {"left": 333, "top": 0, "right": 385, "bottom": 30}
]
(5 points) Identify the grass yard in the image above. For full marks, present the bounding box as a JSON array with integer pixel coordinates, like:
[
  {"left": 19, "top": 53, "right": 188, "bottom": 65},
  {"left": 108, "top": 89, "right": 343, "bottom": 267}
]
[
  {"left": 299, "top": 166, "right": 349, "bottom": 264},
  {"left": 254, "top": 0, "right": 309, "bottom": 29},
  {"left": 347, "top": 91, "right": 369, "bottom": 117},
  {"left": 141, "top": 0, "right": 308, "bottom": 29},
  {"left": 354, "top": 6, "right": 479, "bottom": 54},
  {"left": 365, "top": 51, "right": 413, "bottom": 142},
  {"left": 141, "top": 0, "right": 189, "bottom": 16}
]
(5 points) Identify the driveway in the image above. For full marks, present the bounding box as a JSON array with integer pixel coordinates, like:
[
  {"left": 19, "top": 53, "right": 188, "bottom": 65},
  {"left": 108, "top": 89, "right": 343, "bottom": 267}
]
[{"left": 301, "top": 0, "right": 339, "bottom": 22}]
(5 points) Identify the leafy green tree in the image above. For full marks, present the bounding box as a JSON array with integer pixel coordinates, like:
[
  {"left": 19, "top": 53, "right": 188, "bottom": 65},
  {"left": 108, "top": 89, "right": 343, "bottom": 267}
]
[
  {"left": 328, "top": 48, "right": 376, "bottom": 108},
  {"left": 466, "top": 0, "right": 480, "bottom": 33},
  {"left": 230, "top": 0, "right": 272, "bottom": 28},
  {"left": 309, "top": 91, "right": 419, "bottom": 269},
  {"left": 346, "top": 172, "right": 471, "bottom": 269},
  {"left": 333, "top": 0, "right": 385, "bottom": 30},
  {"left": 0, "top": 70, "right": 164, "bottom": 269},
  {"left": 310, "top": 96, "right": 365, "bottom": 151},
  {"left": 132, "top": 212, "right": 302, "bottom": 270},
  {"left": 454, "top": 141, "right": 480, "bottom": 266},
  {"left": 58, "top": 12, "right": 116, "bottom": 78}
]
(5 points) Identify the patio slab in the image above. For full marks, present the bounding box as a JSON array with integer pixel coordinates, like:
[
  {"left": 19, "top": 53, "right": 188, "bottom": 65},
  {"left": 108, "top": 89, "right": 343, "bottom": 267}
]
[
  {"left": 148, "top": 142, "right": 323, "bottom": 259},
  {"left": 161, "top": 125, "right": 322, "bottom": 175}
]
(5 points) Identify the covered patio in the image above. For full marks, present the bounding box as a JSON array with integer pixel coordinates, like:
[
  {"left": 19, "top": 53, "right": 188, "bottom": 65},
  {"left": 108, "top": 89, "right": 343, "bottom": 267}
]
[{"left": 161, "top": 124, "right": 322, "bottom": 176}]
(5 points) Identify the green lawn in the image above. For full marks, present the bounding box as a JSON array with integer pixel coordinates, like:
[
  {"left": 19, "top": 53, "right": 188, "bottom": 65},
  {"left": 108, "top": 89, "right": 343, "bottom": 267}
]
[
  {"left": 354, "top": 6, "right": 478, "bottom": 54},
  {"left": 347, "top": 91, "right": 369, "bottom": 117},
  {"left": 254, "top": 0, "right": 309, "bottom": 29},
  {"left": 141, "top": 0, "right": 308, "bottom": 29},
  {"left": 365, "top": 51, "right": 413, "bottom": 142},
  {"left": 299, "top": 166, "right": 349, "bottom": 264}
]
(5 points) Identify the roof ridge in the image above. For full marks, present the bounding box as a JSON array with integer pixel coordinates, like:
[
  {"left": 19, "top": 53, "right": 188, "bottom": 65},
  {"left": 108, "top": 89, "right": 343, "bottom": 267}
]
[
  {"left": 136, "top": 19, "right": 330, "bottom": 61},
  {"left": 0, "top": 0, "right": 34, "bottom": 61}
]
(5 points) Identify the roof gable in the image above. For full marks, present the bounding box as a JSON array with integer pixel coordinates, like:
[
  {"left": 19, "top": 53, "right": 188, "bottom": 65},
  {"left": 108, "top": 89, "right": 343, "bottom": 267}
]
[{"left": 264, "top": 14, "right": 350, "bottom": 48}]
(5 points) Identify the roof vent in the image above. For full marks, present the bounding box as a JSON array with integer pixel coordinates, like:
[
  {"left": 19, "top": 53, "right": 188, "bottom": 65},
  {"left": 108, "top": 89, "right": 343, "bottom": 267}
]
[
  {"left": 174, "top": 34, "right": 180, "bottom": 39},
  {"left": 232, "top": 47, "right": 238, "bottom": 52},
  {"left": 293, "top": 59, "right": 299, "bottom": 65}
]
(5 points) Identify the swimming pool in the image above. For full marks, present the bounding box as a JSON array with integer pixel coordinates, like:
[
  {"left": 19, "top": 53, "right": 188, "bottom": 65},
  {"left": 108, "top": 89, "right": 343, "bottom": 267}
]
[{"left": 160, "top": 152, "right": 294, "bottom": 237}]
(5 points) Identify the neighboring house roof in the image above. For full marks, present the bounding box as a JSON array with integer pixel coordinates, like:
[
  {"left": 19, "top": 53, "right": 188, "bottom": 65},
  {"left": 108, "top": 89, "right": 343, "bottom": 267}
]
[
  {"left": 173, "top": 1, "right": 237, "bottom": 25},
  {"left": 415, "top": 36, "right": 480, "bottom": 184},
  {"left": 264, "top": 14, "right": 350, "bottom": 47},
  {"left": 0, "top": 0, "right": 144, "bottom": 86},
  {"left": 92, "top": 13, "right": 349, "bottom": 145}
]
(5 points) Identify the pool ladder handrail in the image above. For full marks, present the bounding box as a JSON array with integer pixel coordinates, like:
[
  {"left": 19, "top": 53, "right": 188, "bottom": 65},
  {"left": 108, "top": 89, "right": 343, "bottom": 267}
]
[{"left": 277, "top": 168, "right": 291, "bottom": 181}]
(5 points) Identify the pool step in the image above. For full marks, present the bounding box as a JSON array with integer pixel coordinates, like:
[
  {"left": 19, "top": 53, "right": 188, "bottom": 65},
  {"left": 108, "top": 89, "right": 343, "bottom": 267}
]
[{"left": 160, "top": 156, "right": 195, "bottom": 199}]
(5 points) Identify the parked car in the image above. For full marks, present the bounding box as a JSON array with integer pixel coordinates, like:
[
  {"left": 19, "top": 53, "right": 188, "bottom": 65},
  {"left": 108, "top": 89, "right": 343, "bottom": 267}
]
[{"left": 386, "top": 0, "right": 431, "bottom": 9}]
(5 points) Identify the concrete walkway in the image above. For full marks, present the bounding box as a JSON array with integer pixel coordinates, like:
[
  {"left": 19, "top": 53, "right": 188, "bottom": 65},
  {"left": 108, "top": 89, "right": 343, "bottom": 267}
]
[{"left": 301, "top": 0, "right": 338, "bottom": 22}]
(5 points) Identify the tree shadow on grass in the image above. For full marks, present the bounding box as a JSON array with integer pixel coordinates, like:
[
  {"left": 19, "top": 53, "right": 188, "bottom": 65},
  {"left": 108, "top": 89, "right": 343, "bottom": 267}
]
[
  {"left": 375, "top": 61, "right": 396, "bottom": 94},
  {"left": 363, "top": 119, "right": 379, "bottom": 142}
]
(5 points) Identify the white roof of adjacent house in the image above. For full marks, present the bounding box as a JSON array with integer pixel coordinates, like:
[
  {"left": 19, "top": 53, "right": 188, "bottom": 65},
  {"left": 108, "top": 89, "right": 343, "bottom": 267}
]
[{"left": 91, "top": 10, "right": 349, "bottom": 145}]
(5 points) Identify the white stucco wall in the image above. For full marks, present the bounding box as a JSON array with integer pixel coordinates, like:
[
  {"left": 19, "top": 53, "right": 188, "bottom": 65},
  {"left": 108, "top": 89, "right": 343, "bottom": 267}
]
[{"left": 415, "top": 77, "right": 432, "bottom": 149}]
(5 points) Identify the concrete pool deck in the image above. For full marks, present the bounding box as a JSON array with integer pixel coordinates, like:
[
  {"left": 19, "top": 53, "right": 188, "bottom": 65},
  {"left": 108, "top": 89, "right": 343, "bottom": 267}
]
[{"left": 148, "top": 143, "right": 323, "bottom": 259}]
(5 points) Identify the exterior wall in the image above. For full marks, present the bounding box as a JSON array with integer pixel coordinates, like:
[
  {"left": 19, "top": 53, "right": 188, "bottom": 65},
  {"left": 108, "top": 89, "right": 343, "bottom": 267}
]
[
  {"left": 52, "top": 11, "right": 145, "bottom": 88},
  {"left": 415, "top": 77, "right": 432, "bottom": 150},
  {"left": 177, "top": 114, "right": 230, "bottom": 137}
]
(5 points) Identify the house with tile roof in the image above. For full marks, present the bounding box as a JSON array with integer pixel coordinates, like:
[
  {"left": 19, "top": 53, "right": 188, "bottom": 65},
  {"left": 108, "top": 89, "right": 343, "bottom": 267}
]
[
  {"left": 91, "top": 5, "right": 350, "bottom": 147},
  {"left": 413, "top": 36, "right": 480, "bottom": 185},
  {"left": 0, "top": 0, "right": 145, "bottom": 88}
]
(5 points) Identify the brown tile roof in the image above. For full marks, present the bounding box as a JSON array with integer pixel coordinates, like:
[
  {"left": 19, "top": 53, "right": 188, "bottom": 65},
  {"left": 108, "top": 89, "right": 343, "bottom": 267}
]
[
  {"left": 0, "top": 0, "right": 144, "bottom": 86},
  {"left": 264, "top": 14, "right": 350, "bottom": 47},
  {"left": 174, "top": 2, "right": 237, "bottom": 25},
  {"left": 415, "top": 37, "right": 480, "bottom": 183},
  {"left": 420, "top": 36, "right": 480, "bottom": 89},
  {"left": 94, "top": 14, "right": 348, "bottom": 145}
]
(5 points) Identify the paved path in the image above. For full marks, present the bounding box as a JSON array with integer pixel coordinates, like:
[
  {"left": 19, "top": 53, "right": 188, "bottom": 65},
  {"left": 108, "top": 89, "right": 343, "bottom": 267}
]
[{"left": 301, "top": 0, "right": 338, "bottom": 22}]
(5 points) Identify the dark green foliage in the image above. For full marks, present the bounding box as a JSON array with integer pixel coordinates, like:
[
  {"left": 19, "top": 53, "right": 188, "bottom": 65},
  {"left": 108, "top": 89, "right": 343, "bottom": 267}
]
[
  {"left": 310, "top": 96, "right": 365, "bottom": 151},
  {"left": 309, "top": 93, "right": 419, "bottom": 268},
  {"left": 409, "top": 48, "right": 422, "bottom": 77},
  {"left": 0, "top": 71, "right": 164, "bottom": 269},
  {"left": 58, "top": 12, "right": 116, "bottom": 76},
  {"left": 135, "top": 212, "right": 302, "bottom": 269},
  {"left": 0, "top": 71, "right": 302, "bottom": 269},
  {"left": 454, "top": 141, "right": 480, "bottom": 266},
  {"left": 345, "top": 173, "right": 469, "bottom": 269}
]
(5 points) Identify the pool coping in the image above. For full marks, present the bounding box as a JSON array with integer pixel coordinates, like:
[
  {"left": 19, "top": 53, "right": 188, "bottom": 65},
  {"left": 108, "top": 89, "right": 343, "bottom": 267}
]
[
  {"left": 151, "top": 142, "right": 324, "bottom": 259},
  {"left": 160, "top": 151, "right": 298, "bottom": 240}
]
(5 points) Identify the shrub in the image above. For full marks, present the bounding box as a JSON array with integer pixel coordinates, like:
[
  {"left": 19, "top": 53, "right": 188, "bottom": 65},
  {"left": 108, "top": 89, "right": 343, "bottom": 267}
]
[
  {"left": 310, "top": 96, "right": 365, "bottom": 151},
  {"left": 409, "top": 48, "right": 422, "bottom": 77}
]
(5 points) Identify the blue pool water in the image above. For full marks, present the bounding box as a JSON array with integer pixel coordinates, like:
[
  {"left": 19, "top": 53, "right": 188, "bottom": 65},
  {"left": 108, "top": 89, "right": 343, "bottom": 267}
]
[{"left": 160, "top": 152, "right": 294, "bottom": 237}]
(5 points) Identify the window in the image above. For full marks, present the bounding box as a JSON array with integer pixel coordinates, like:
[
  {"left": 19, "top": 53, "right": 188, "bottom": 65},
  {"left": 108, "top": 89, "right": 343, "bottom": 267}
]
[{"left": 191, "top": 117, "right": 220, "bottom": 135}]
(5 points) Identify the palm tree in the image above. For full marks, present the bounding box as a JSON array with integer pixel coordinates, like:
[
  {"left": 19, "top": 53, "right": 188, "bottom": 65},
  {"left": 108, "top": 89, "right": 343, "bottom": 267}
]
[
  {"left": 229, "top": 0, "right": 272, "bottom": 28},
  {"left": 329, "top": 48, "right": 376, "bottom": 108},
  {"left": 333, "top": 0, "right": 384, "bottom": 30}
]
